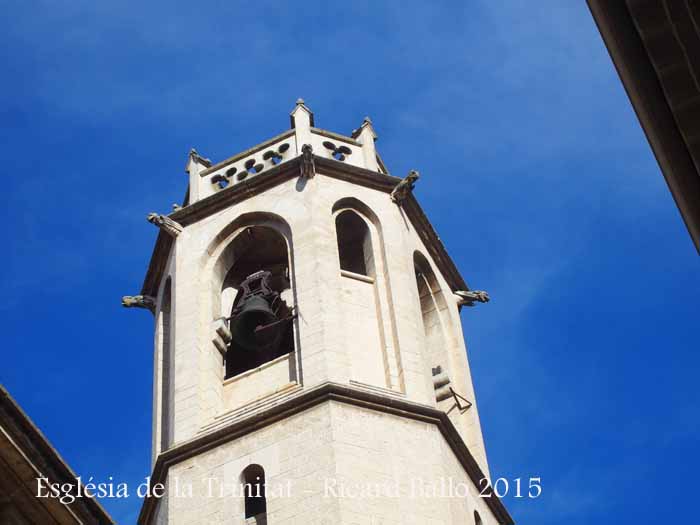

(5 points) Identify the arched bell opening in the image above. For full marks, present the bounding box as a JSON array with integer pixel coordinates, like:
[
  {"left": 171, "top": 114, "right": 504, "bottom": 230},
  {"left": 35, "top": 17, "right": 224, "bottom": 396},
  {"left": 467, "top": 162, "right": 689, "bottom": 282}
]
[{"left": 220, "top": 226, "right": 294, "bottom": 379}]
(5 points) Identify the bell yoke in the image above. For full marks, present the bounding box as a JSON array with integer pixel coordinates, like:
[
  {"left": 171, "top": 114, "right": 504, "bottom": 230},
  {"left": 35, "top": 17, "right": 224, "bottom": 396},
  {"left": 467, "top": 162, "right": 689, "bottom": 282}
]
[{"left": 228, "top": 271, "right": 294, "bottom": 374}]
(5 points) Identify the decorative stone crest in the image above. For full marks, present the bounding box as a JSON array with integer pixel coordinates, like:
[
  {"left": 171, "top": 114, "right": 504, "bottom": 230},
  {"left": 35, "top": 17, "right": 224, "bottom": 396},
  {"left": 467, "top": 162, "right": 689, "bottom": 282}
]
[
  {"left": 121, "top": 295, "right": 156, "bottom": 313},
  {"left": 147, "top": 213, "right": 183, "bottom": 238},
  {"left": 390, "top": 170, "right": 419, "bottom": 203},
  {"left": 300, "top": 143, "right": 315, "bottom": 179},
  {"left": 454, "top": 290, "right": 490, "bottom": 308}
]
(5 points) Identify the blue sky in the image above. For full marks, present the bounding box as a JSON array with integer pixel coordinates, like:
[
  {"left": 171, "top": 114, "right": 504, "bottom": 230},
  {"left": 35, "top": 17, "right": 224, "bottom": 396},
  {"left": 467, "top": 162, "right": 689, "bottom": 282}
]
[{"left": 1, "top": 1, "right": 698, "bottom": 523}]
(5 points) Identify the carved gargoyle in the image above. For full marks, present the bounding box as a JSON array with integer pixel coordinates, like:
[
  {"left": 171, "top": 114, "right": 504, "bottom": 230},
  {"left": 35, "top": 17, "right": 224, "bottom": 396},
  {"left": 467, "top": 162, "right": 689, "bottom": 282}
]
[
  {"left": 147, "top": 213, "right": 183, "bottom": 238},
  {"left": 121, "top": 295, "right": 156, "bottom": 313},
  {"left": 300, "top": 143, "right": 315, "bottom": 179},
  {"left": 189, "top": 148, "right": 212, "bottom": 167},
  {"left": 390, "top": 170, "right": 419, "bottom": 203},
  {"left": 455, "top": 290, "right": 490, "bottom": 308}
]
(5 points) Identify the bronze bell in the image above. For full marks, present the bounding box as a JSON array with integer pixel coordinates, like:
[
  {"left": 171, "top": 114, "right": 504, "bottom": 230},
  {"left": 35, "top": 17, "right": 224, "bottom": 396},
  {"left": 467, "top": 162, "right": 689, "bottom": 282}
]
[{"left": 229, "top": 271, "right": 283, "bottom": 353}]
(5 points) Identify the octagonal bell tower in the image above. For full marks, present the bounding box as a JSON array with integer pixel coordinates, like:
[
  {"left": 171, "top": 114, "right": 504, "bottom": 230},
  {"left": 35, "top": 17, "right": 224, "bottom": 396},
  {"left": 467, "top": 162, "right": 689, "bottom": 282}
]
[{"left": 126, "top": 100, "right": 513, "bottom": 525}]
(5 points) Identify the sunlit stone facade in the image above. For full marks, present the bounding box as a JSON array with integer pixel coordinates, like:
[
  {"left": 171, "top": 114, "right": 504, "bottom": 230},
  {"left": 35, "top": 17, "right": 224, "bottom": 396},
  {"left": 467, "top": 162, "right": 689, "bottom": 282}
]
[{"left": 131, "top": 101, "right": 512, "bottom": 525}]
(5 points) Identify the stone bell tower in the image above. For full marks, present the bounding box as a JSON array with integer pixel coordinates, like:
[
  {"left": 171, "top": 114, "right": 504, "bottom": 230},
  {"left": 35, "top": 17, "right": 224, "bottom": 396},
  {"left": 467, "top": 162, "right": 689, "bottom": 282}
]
[{"left": 125, "top": 100, "right": 513, "bottom": 525}]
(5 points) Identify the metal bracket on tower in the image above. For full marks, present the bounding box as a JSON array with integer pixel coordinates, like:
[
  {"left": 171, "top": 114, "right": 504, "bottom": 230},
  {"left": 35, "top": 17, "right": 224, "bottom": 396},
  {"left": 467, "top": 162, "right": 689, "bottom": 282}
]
[
  {"left": 432, "top": 365, "right": 473, "bottom": 413},
  {"left": 448, "top": 387, "right": 473, "bottom": 412}
]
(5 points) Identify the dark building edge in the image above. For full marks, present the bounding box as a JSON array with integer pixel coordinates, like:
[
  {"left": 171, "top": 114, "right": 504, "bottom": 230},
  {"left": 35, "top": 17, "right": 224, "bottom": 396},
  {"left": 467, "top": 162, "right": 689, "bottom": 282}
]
[
  {"left": 0, "top": 385, "right": 114, "bottom": 524},
  {"left": 587, "top": 0, "right": 700, "bottom": 252}
]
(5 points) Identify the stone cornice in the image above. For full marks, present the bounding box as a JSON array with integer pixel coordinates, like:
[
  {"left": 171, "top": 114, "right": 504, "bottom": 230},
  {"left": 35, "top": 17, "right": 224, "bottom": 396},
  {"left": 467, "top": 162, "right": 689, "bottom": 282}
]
[
  {"left": 310, "top": 127, "right": 362, "bottom": 147},
  {"left": 140, "top": 156, "right": 469, "bottom": 295},
  {"left": 137, "top": 382, "right": 513, "bottom": 525},
  {"left": 140, "top": 230, "right": 172, "bottom": 300},
  {"left": 313, "top": 155, "right": 400, "bottom": 191}
]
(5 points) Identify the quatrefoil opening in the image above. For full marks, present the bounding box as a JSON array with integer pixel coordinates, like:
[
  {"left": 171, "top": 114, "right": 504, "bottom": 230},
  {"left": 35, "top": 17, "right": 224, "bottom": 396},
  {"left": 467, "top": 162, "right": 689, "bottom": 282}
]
[
  {"left": 210, "top": 142, "right": 292, "bottom": 189},
  {"left": 263, "top": 143, "right": 291, "bottom": 166},
  {"left": 210, "top": 166, "right": 238, "bottom": 189},
  {"left": 239, "top": 158, "right": 264, "bottom": 181},
  {"left": 211, "top": 174, "right": 229, "bottom": 189},
  {"left": 322, "top": 141, "right": 352, "bottom": 161}
]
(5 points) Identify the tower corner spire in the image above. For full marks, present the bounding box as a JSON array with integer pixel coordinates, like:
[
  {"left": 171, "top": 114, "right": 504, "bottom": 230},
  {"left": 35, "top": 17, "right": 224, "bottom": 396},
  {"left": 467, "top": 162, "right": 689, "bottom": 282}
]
[
  {"left": 290, "top": 98, "right": 314, "bottom": 128},
  {"left": 290, "top": 98, "right": 314, "bottom": 153},
  {"left": 353, "top": 116, "right": 379, "bottom": 171}
]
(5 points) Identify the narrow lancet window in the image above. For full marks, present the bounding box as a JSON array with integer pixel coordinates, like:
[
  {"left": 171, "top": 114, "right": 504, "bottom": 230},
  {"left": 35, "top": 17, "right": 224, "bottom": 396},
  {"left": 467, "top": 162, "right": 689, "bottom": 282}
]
[
  {"left": 159, "top": 278, "right": 172, "bottom": 451},
  {"left": 242, "top": 464, "right": 267, "bottom": 522}
]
